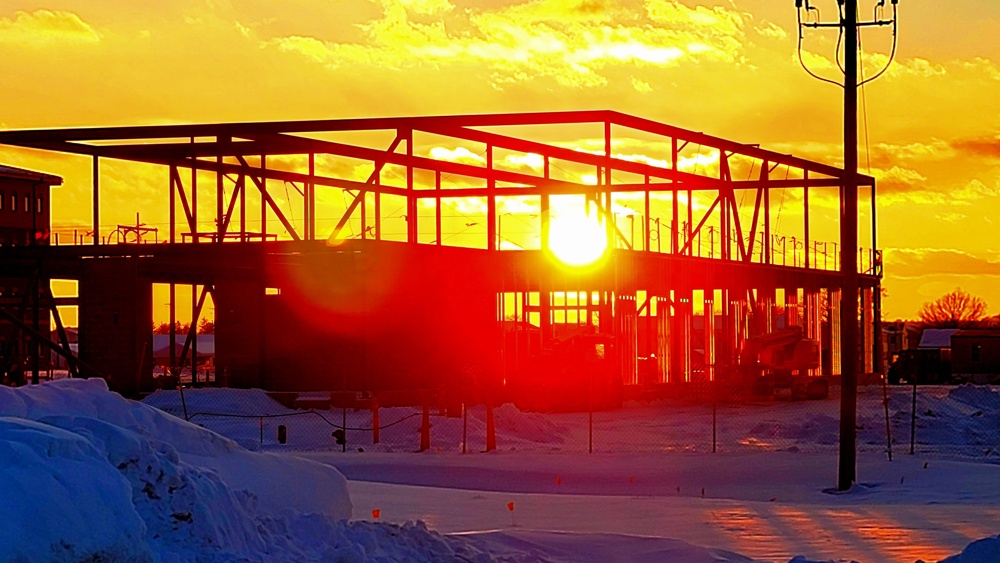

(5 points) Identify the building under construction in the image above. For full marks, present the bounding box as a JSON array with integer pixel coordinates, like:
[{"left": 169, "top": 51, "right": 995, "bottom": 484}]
[{"left": 0, "top": 111, "right": 881, "bottom": 407}]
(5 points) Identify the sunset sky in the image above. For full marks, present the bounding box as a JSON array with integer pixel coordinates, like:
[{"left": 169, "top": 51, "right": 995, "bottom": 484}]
[{"left": 1, "top": 0, "right": 998, "bottom": 321}]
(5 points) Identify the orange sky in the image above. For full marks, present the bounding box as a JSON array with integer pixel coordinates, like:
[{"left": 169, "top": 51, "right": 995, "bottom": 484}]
[{"left": 1, "top": 0, "right": 999, "bottom": 321}]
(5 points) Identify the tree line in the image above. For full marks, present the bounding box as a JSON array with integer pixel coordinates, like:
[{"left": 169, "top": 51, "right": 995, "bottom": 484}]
[{"left": 152, "top": 318, "right": 215, "bottom": 335}]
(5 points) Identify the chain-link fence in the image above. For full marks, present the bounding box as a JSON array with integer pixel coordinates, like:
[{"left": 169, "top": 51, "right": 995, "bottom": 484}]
[{"left": 140, "top": 383, "right": 1000, "bottom": 460}]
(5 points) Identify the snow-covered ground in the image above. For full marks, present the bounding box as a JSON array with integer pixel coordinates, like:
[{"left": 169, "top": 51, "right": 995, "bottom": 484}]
[{"left": 4, "top": 379, "right": 1000, "bottom": 561}]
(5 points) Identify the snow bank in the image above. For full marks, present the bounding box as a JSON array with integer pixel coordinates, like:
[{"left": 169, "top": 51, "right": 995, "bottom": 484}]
[
  {"left": 0, "top": 417, "right": 151, "bottom": 561},
  {"left": 0, "top": 379, "right": 352, "bottom": 561},
  {"left": 938, "top": 534, "right": 1000, "bottom": 563}
]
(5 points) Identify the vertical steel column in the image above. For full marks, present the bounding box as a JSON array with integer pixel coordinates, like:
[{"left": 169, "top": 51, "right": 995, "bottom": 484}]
[
  {"left": 644, "top": 181, "right": 651, "bottom": 253},
  {"left": 191, "top": 153, "right": 198, "bottom": 242},
  {"left": 374, "top": 159, "right": 381, "bottom": 241},
  {"left": 763, "top": 163, "right": 771, "bottom": 264},
  {"left": 839, "top": 0, "right": 860, "bottom": 491},
  {"left": 604, "top": 121, "right": 614, "bottom": 249},
  {"left": 540, "top": 157, "right": 551, "bottom": 344},
  {"left": 804, "top": 170, "right": 811, "bottom": 269},
  {"left": 786, "top": 288, "right": 800, "bottom": 327},
  {"left": 169, "top": 284, "right": 176, "bottom": 381},
  {"left": 487, "top": 144, "right": 496, "bottom": 251},
  {"left": 720, "top": 152, "right": 730, "bottom": 262},
  {"left": 92, "top": 156, "right": 100, "bottom": 245},
  {"left": 191, "top": 285, "right": 198, "bottom": 384},
  {"left": 407, "top": 130, "right": 416, "bottom": 244},
  {"left": 671, "top": 138, "right": 679, "bottom": 254},
  {"left": 170, "top": 165, "right": 177, "bottom": 243},
  {"left": 704, "top": 291, "right": 715, "bottom": 382},
  {"left": 541, "top": 158, "right": 550, "bottom": 254},
  {"left": 261, "top": 155, "right": 267, "bottom": 238},
  {"left": 656, "top": 296, "right": 670, "bottom": 384},
  {"left": 169, "top": 164, "right": 177, "bottom": 382},
  {"left": 435, "top": 170, "right": 442, "bottom": 245},
  {"left": 216, "top": 150, "right": 224, "bottom": 243},
  {"left": 240, "top": 175, "right": 246, "bottom": 242},
  {"left": 308, "top": 153, "right": 315, "bottom": 241}
]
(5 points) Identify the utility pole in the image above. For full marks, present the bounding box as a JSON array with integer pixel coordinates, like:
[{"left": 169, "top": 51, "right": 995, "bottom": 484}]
[
  {"left": 795, "top": 0, "right": 899, "bottom": 491},
  {"left": 841, "top": 0, "right": 860, "bottom": 494}
]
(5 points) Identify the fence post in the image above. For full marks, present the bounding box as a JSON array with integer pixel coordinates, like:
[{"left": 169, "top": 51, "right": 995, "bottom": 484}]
[
  {"left": 178, "top": 379, "right": 189, "bottom": 421},
  {"left": 882, "top": 375, "right": 893, "bottom": 461},
  {"left": 485, "top": 402, "right": 496, "bottom": 452},
  {"left": 712, "top": 380, "right": 717, "bottom": 454},
  {"left": 420, "top": 391, "right": 431, "bottom": 452},
  {"left": 371, "top": 395, "right": 380, "bottom": 444},
  {"left": 588, "top": 369, "right": 593, "bottom": 454},
  {"left": 342, "top": 407, "right": 347, "bottom": 453},
  {"left": 910, "top": 382, "right": 917, "bottom": 455},
  {"left": 462, "top": 403, "right": 468, "bottom": 454}
]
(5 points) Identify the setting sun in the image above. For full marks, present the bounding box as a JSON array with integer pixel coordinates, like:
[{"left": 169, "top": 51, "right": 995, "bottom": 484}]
[{"left": 547, "top": 209, "right": 608, "bottom": 267}]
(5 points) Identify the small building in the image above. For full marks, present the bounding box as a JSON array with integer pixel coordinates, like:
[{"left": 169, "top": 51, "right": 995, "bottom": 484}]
[
  {"left": 0, "top": 165, "right": 61, "bottom": 384},
  {"left": 0, "top": 164, "right": 58, "bottom": 246},
  {"left": 918, "top": 328, "right": 959, "bottom": 350},
  {"left": 886, "top": 327, "right": 956, "bottom": 385},
  {"left": 951, "top": 329, "right": 1000, "bottom": 384}
]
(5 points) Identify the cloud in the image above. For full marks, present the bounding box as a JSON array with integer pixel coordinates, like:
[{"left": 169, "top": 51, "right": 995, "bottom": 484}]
[
  {"left": 935, "top": 212, "right": 967, "bottom": 223},
  {"left": 631, "top": 77, "right": 653, "bottom": 92},
  {"left": 869, "top": 139, "right": 955, "bottom": 164},
  {"left": 754, "top": 21, "right": 787, "bottom": 40},
  {"left": 870, "top": 166, "right": 927, "bottom": 194},
  {"left": 428, "top": 146, "right": 486, "bottom": 165},
  {"left": 0, "top": 9, "right": 101, "bottom": 46},
  {"left": 264, "top": 0, "right": 752, "bottom": 88},
  {"left": 392, "top": 0, "right": 455, "bottom": 16},
  {"left": 885, "top": 248, "right": 1000, "bottom": 279},
  {"left": 952, "top": 135, "right": 1000, "bottom": 162}
]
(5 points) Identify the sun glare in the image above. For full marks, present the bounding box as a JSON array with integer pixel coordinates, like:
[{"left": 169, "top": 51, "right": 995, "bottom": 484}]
[{"left": 548, "top": 210, "right": 608, "bottom": 267}]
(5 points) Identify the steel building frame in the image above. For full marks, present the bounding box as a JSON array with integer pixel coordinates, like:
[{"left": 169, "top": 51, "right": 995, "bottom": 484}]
[{"left": 0, "top": 111, "right": 881, "bottom": 399}]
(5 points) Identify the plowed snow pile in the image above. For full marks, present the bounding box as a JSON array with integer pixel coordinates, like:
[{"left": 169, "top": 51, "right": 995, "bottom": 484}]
[{"left": 0, "top": 379, "right": 507, "bottom": 562}]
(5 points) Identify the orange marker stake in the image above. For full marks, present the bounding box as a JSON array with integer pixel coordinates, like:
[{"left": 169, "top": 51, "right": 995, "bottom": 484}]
[
  {"left": 507, "top": 501, "right": 515, "bottom": 527},
  {"left": 555, "top": 476, "right": 562, "bottom": 485},
  {"left": 628, "top": 476, "right": 635, "bottom": 485},
  {"left": 507, "top": 501, "right": 515, "bottom": 512},
  {"left": 372, "top": 509, "right": 380, "bottom": 520}
]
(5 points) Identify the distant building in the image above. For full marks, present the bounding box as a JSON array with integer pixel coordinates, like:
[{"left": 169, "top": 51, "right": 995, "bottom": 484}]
[
  {"left": 951, "top": 329, "right": 1000, "bottom": 384},
  {"left": 0, "top": 164, "right": 59, "bottom": 246},
  {"left": 882, "top": 320, "right": 920, "bottom": 366},
  {"left": 0, "top": 165, "right": 61, "bottom": 384}
]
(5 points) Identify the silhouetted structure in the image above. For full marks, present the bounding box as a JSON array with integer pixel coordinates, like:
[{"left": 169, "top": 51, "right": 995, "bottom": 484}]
[
  {"left": 0, "top": 165, "right": 62, "bottom": 385},
  {"left": 951, "top": 330, "right": 1000, "bottom": 384},
  {"left": 0, "top": 112, "right": 881, "bottom": 404}
]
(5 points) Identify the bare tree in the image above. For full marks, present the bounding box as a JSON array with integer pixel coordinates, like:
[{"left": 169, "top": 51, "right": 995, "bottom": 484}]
[{"left": 918, "top": 288, "right": 989, "bottom": 328}]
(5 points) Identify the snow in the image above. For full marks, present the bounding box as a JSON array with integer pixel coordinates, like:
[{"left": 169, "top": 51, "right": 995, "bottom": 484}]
[
  {"left": 1, "top": 379, "right": 352, "bottom": 561},
  {"left": 5, "top": 378, "right": 1000, "bottom": 562}
]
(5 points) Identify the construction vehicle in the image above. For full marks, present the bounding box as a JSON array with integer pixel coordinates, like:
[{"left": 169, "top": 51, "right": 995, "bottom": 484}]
[
  {"left": 887, "top": 348, "right": 951, "bottom": 385},
  {"left": 509, "top": 325, "right": 622, "bottom": 412},
  {"left": 740, "top": 326, "right": 827, "bottom": 400}
]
